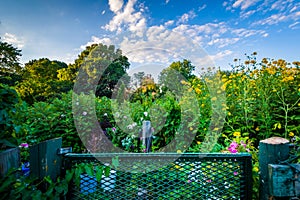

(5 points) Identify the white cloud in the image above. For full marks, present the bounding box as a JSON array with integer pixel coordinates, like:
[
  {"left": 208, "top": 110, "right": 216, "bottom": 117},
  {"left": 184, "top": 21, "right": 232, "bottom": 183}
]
[
  {"left": 232, "top": 0, "right": 261, "bottom": 10},
  {"left": 101, "top": 10, "right": 106, "bottom": 15},
  {"left": 210, "top": 50, "right": 233, "bottom": 61},
  {"left": 2, "top": 33, "right": 25, "bottom": 49},
  {"left": 253, "top": 13, "right": 290, "bottom": 25},
  {"left": 164, "top": 20, "right": 174, "bottom": 26},
  {"left": 102, "top": 0, "right": 147, "bottom": 36},
  {"left": 108, "top": 0, "right": 123, "bottom": 13},
  {"left": 289, "top": 21, "right": 300, "bottom": 29},
  {"left": 177, "top": 10, "right": 197, "bottom": 24},
  {"left": 240, "top": 10, "right": 256, "bottom": 19},
  {"left": 89, "top": 1, "right": 271, "bottom": 70},
  {"left": 208, "top": 38, "right": 240, "bottom": 48},
  {"left": 80, "top": 36, "right": 113, "bottom": 50},
  {"left": 198, "top": 4, "right": 207, "bottom": 12},
  {"left": 165, "top": 0, "right": 170, "bottom": 4},
  {"left": 231, "top": 28, "right": 267, "bottom": 38}
]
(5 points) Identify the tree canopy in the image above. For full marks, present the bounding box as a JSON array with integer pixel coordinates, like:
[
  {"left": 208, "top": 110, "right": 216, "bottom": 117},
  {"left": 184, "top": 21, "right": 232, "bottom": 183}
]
[
  {"left": 16, "top": 58, "right": 70, "bottom": 103},
  {"left": 68, "top": 43, "right": 130, "bottom": 98},
  {"left": 0, "top": 38, "right": 22, "bottom": 85}
]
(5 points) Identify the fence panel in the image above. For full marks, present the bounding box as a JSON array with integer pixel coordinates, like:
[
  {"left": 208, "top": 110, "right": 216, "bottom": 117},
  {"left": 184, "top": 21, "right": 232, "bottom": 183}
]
[{"left": 63, "top": 153, "right": 252, "bottom": 200}]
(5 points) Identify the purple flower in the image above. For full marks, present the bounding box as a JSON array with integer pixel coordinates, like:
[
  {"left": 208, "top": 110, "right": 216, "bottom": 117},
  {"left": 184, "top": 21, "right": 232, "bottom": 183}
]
[
  {"left": 19, "top": 143, "right": 29, "bottom": 148},
  {"left": 228, "top": 141, "right": 238, "bottom": 153},
  {"left": 230, "top": 141, "right": 238, "bottom": 149},
  {"left": 228, "top": 146, "right": 238, "bottom": 153},
  {"left": 112, "top": 127, "right": 116, "bottom": 132},
  {"left": 233, "top": 171, "right": 238, "bottom": 176}
]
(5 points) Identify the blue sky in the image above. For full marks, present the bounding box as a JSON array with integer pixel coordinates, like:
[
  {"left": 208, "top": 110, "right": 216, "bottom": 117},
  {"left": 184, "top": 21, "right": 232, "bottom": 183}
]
[{"left": 0, "top": 0, "right": 299, "bottom": 70}]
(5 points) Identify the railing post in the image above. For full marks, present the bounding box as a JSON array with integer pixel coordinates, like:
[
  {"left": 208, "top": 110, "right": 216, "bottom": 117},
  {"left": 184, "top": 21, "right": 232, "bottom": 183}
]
[{"left": 259, "top": 137, "right": 290, "bottom": 200}]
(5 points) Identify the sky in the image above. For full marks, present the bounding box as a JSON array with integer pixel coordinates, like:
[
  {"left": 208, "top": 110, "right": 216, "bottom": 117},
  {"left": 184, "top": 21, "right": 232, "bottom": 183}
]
[{"left": 0, "top": 0, "right": 299, "bottom": 71}]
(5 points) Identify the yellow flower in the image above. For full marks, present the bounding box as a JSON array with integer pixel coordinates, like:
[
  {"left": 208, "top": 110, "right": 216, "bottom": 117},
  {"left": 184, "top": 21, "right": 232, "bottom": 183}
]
[
  {"left": 255, "top": 127, "right": 260, "bottom": 131},
  {"left": 253, "top": 166, "right": 259, "bottom": 172},
  {"left": 278, "top": 123, "right": 282, "bottom": 129},
  {"left": 195, "top": 88, "right": 201, "bottom": 94},
  {"left": 175, "top": 165, "right": 180, "bottom": 169},
  {"left": 211, "top": 97, "right": 217, "bottom": 101},
  {"left": 289, "top": 132, "right": 294, "bottom": 137},
  {"left": 227, "top": 112, "right": 232, "bottom": 116},
  {"left": 189, "top": 127, "right": 194, "bottom": 131},
  {"left": 197, "top": 141, "right": 201, "bottom": 145},
  {"left": 177, "top": 150, "right": 182, "bottom": 154},
  {"left": 233, "top": 131, "right": 241, "bottom": 137},
  {"left": 213, "top": 127, "right": 219, "bottom": 131}
]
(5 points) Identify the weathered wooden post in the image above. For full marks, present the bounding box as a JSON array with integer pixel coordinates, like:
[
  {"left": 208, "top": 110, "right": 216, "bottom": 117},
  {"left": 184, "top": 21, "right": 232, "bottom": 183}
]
[
  {"left": 259, "top": 137, "right": 290, "bottom": 200},
  {"left": 30, "top": 137, "right": 63, "bottom": 181},
  {"left": 0, "top": 147, "right": 20, "bottom": 177}
]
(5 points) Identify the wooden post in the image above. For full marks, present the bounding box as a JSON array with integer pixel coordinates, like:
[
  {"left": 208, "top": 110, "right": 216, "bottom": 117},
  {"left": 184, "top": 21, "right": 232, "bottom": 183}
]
[
  {"left": 30, "top": 137, "right": 62, "bottom": 181},
  {"left": 0, "top": 147, "right": 20, "bottom": 177},
  {"left": 268, "top": 164, "right": 295, "bottom": 197},
  {"left": 259, "top": 137, "right": 290, "bottom": 200}
]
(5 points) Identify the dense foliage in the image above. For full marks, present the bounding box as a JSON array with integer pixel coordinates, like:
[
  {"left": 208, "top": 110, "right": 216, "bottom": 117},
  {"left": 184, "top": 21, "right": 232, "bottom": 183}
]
[{"left": 0, "top": 39, "right": 299, "bottom": 199}]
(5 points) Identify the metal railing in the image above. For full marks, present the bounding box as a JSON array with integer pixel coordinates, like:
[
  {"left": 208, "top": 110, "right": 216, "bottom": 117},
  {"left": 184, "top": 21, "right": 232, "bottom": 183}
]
[{"left": 63, "top": 153, "right": 252, "bottom": 200}]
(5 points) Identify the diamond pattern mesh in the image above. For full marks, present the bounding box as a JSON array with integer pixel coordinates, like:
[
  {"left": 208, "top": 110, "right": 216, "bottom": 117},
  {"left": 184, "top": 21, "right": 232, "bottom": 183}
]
[{"left": 63, "top": 153, "right": 252, "bottom": 200}]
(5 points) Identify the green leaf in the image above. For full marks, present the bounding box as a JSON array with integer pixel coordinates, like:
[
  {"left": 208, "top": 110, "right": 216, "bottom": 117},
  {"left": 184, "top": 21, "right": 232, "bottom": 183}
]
[
  {"left": 84, "top": 165, "right": 94, "bottom": 177},
  {"left": 104, "top": 166, "right": 110, "bottom": 177},
  {"left": 96, "top": 167, "right": 103, "bottom": 182},
  {"left": 65, "top": 170, "right": 74, "bottom": 183}
]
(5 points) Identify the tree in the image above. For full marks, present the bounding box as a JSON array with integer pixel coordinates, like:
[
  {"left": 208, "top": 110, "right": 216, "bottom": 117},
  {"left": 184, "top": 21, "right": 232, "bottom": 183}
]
[
  {"left": 158, "top": 59, "right": 195, "bottom": 93},
  {"left": 0, "top": 38, "right": 22, "bottom": 85},
  {"left": 16, "top": 58, "right": 70, "bottom": 104},
  {"left": 65, "top": 43, "right": 130, "bottom": 98},
  {"left": 0, "top": 83, "right": 20, "bottom": 149}
]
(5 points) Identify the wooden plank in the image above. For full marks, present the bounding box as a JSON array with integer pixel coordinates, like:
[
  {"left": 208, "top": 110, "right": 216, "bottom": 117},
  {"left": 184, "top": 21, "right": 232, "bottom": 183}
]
[
  {"left": 0, "top": 147, "right": 20, "bottom": 177},
  {"left": 30, "top": 137, "right": 62, "bottom": 181},
  {"left": 268, "top": 164, "right": 295, "bottom": 197}
]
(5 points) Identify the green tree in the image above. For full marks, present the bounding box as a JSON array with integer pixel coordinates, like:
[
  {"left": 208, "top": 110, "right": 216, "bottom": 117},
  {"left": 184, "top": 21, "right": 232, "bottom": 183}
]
[
  {"left": 159, "top": 59, "right": 195, "bottom": 81},
  {"left": 67, "top": 43, "right": 130, "bottom": 98},
  {"left": 159, "top": 59, "right": 195, "bottom": 94},
  {"left": 16, "top": 58, "right": 70, "bottom": 104},
  {"left": 0, "top": 38, "right": 22, "bottom": 86},
  {"left": 0, "top": 83, "right": 20, "bottom": 149}
]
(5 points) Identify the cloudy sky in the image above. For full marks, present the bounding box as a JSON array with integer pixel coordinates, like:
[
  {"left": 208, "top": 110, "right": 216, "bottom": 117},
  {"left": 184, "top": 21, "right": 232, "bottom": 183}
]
[{"left": 0, "top": 0, "right": 299, "bottom": 70}]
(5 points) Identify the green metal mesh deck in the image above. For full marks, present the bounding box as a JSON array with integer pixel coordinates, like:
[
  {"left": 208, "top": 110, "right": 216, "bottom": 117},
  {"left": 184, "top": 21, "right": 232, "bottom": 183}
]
[{"left": 63, "top": 153, "right": 252, "bottom": 200}]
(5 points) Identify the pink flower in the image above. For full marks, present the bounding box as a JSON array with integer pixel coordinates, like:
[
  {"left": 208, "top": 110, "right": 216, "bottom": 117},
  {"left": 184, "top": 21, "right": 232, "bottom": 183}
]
[
  {"left": 233, "top": 171, "right": 238, "bottom": 176},
  {"left": 230, "top": 141, "right": 238, "bottom": 149},
  {"left": 228, "top": 141, "right": 238, "bottom": 153},
  {"left": 228, "top": 146, "right": 238, "bottom": 153},
  {"left": 19, "top": 143, "right": 29, "bottom": 148}
]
